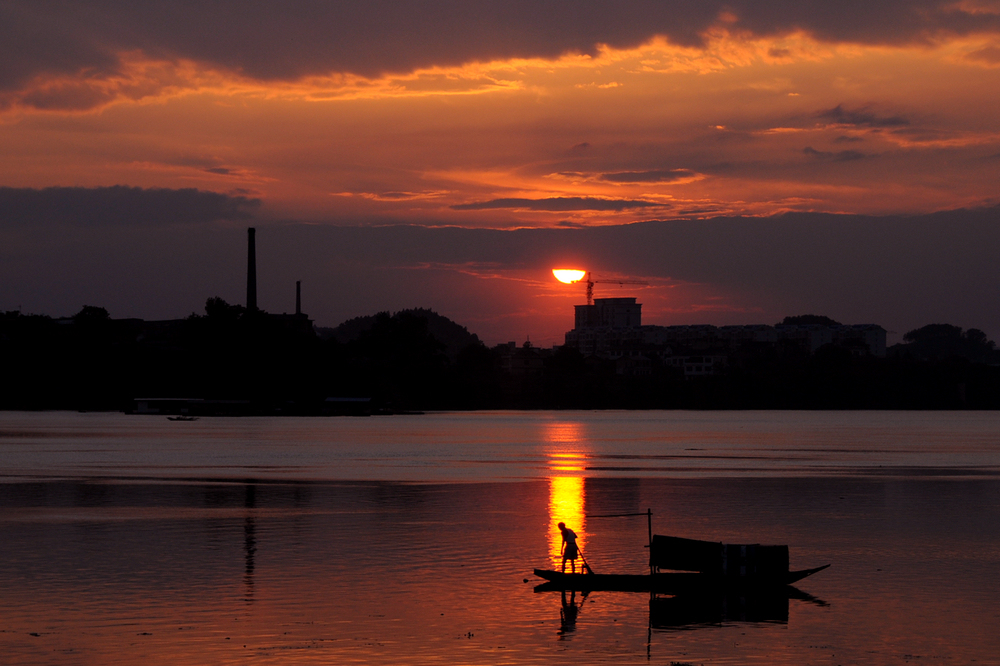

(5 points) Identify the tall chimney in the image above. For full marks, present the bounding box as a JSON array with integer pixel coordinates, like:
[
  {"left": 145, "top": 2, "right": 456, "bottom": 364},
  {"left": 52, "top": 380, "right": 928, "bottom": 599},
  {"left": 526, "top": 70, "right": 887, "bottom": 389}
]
[
  {"left": 247, "top": 227, "right": 257, "bottom": 312},
  {"left": 295, "top": 280, "right": 301, "bottom": 315}
]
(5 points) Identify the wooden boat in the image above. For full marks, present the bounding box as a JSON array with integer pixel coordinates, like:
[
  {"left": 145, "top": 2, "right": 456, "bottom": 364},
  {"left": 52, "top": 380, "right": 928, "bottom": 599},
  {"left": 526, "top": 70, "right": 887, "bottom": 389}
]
[
  {"left": 534, "top": 532, "right": 829, "bottom": 593},
  {"left": 533, "top": 564, "right": 828, "bottom": 593}
]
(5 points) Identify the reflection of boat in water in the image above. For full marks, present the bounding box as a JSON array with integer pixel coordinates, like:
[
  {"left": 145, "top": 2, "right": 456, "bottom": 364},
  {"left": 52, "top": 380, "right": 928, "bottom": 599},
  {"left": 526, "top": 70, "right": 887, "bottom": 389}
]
[
  {"left": 649, "top": 585, "right": 827, "bottom": 629},
  {"left": 166, "top": 416, "right": 199, "bottom": 421},
  {"left": 534, "top": 532, "right": 829, "bottom": 592}
]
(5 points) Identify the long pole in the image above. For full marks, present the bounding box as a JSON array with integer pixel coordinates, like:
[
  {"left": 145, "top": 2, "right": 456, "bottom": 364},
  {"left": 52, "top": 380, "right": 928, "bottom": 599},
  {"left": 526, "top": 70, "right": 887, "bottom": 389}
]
[
  {"left": 647, "top": 508, "right": 653, "bottom": 575},
  {"left": 577, "top": 546, "right": 595, "bottom": 575}
]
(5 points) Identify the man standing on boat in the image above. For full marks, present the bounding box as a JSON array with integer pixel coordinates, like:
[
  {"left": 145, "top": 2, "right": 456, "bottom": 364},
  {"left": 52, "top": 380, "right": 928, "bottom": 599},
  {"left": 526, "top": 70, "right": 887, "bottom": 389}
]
[{"left": 558, "top": 522, "right": 579, "bottom": 573}]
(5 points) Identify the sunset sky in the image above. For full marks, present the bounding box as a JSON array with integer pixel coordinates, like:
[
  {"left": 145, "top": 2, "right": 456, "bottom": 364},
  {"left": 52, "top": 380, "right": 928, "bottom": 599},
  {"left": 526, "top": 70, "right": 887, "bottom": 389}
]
[{"left": 3, "top": 1, "right": 1000, "bottom": 345}]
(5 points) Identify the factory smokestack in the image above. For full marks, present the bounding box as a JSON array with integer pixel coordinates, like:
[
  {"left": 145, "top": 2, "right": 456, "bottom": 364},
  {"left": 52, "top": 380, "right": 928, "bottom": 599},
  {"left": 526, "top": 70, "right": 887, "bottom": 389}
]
[
  {"left": 296, "top": 281, "right": 301, "bottom": 315},
  {"left": 247, "top": 227, "right": 257, "bottom": 312}
]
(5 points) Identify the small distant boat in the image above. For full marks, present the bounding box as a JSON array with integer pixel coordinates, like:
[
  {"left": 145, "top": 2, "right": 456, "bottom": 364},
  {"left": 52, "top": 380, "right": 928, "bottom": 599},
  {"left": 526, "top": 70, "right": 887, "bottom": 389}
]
[
  {"left": 534, "top": 520, "right": 829, "bottom": 593},
  {"left": 167, "top": 416, "right": 199, "bottom": 421}
]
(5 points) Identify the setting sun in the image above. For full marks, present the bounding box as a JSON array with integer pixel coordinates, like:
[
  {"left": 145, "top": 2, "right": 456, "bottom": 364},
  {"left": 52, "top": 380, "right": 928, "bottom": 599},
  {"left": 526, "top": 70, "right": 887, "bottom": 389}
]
[{"left": 552, "top": 269, "right": 587, "bottom": 284}]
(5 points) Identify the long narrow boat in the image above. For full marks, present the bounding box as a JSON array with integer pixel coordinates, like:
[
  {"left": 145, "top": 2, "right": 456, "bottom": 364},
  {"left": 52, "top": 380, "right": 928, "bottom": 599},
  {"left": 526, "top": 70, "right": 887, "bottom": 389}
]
[
  {"left": 534, "top": 530, "right": 829, "bottom": 593},
  {"left": 533, "top": 564, "right": 829, "bottom": 593}
]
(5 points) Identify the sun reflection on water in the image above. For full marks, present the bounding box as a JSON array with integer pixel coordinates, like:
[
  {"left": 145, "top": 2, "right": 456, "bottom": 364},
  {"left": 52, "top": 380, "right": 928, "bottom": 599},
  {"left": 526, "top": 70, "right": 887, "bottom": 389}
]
[{"left": 544, "top": 421, "right": 588, "bottom": 567}]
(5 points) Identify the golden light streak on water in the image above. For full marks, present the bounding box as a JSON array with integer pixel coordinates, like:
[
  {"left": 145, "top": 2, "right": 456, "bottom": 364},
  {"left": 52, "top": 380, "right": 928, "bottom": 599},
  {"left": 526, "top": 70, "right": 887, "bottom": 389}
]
[
  {"left": 544, "top": 421, "right": 588, "bottom": 568},
  {"left": 548, "top": 476, "right": 586, "bottom": 568}
]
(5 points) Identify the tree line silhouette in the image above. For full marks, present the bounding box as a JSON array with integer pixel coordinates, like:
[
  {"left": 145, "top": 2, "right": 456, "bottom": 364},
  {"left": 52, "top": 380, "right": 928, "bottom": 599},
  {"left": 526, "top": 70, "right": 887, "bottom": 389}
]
[{"left": 2, "top": 300, "right": 999, "bottom": 412}]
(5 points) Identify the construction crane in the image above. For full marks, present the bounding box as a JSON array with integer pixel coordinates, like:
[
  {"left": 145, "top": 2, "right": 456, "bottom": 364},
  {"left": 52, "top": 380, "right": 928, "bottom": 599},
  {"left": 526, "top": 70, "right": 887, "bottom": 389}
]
[
  {"left": 552, "top": 269, "right": 649, "bottom": 305},
  {"left": 583, "top": 272, "right": 649, "bottom": 305}
]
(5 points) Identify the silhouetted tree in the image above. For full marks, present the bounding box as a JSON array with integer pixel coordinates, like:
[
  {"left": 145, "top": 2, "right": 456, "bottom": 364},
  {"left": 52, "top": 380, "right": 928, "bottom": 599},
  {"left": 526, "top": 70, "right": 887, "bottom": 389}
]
[
  {"left": 72, "top": 305, "right": 110, "bottom": 323},
  {"left": 453, "top": 342, "right": 502, "bottom": 408},
  {"left": 344, "top": 311, "right": 449, "bottom": 409},
  {"left": 903, "top": 323, "right": 963, "bottom": 344},
  {"left": 204, "top": 297, "right": 245, "bottom": 321},
  {"left": 5, "top": 303, "right": 1000, "bottom": 412},
  {"left": 900, "top": 323, "right": 997, "bottom": 363},
  {"left": 780, "top": 314, "right": 842, "bottom": 326}
]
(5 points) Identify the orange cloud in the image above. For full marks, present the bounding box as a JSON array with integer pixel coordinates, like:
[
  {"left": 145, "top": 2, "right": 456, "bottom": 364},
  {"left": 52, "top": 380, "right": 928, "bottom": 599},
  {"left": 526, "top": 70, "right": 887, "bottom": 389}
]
[{"left": 2, "top": 31, "right": 1000, "bottom": 226}]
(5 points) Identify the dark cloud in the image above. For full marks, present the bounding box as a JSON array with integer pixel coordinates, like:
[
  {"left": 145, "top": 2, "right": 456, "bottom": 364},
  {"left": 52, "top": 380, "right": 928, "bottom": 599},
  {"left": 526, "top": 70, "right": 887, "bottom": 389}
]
[
  {"left": 887, "top": 127, "right": 960, "bottom": 144},
  {"left": 600, "top": 169, "right": 695, "bottom": 183},
  {"left": 673, "top": 205, "right": 731, "bottom": 216},
  {"left": 803, "top": 146, "right": 869, "bottom": 161},
  {"left": 17, "top": 81, "right": 118, "bottom": 111},
  {"left": 834, "top": 135, "right": 864, "bottom": 143},
  {"left": 0, "top": 3, "right": 119, "bottom": 90},
  {"left": 374, "top": 191, "right": 432, "bottom": 200},
  {"left": 3, "top": 1, "right": 1000, "bottom": 105},
  {"left": 817, "top": 104, "right": 910, "bottom": 128},
  {"left": 204, "top": 167, "right": 232, "bottom": 175},
  {"left": 451, "top": 197, "right": 664, "bottom": 211},
  {"left": 0, "top": 186, "right": 259, "bottom": 227}
]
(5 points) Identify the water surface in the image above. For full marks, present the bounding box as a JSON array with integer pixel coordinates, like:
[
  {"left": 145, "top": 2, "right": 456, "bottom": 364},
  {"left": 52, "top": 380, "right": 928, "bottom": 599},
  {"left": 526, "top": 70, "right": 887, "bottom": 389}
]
[{"left": 1, "top": 411, "right": 998, "bottom": 665}]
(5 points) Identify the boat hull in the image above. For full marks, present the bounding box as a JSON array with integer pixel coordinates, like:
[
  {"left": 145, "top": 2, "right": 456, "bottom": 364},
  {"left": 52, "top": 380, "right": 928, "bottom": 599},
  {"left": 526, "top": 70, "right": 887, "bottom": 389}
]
[{"left": 533, "top": 565, "right": 828, "bottom": 593}]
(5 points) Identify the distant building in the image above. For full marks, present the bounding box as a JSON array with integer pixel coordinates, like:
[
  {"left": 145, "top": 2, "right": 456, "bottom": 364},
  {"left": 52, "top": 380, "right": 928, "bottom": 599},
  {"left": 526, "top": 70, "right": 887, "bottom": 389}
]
[
  {"left": 663, "top": 355, "right": 729, "bottom": 378},
  {"left": 718, "top": 324, "right": 779, "bottom": 346},
  {"left": 566, "top": 298, "right": 645, "bottom": 357},
  {"left": 773, "top": 324, "right": 835, "bottom": 354},
  {"left": 615, "top": 354, "right": 652, "bottom": 377},
  {"left": 561, "top": 297, "right": 887, "bottom": 376},
  {"left": 574, "top": 298, "right": 642, "bottom": 329},
  {"left": 832, "top": 324, "right": 887, "bottom": 357},
  {"left": 247, "top": 231, "right": 315, "bottom": 335},
  {"left": 495, "top": 340, "right": 548, "bottom": 375}
]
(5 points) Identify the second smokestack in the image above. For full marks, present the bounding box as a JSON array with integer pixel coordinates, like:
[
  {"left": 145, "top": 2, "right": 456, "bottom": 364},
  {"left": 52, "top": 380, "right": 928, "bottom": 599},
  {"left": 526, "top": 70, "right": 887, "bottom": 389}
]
[{"left": 247, "top": 227, "right": 257, "bottom": 312}]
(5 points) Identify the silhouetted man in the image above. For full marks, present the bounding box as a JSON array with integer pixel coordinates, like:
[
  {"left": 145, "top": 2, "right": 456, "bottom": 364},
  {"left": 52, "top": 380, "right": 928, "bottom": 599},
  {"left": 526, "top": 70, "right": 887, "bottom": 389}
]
[{"left": 558, "top": 521, "right": 579, "bottom": 573}]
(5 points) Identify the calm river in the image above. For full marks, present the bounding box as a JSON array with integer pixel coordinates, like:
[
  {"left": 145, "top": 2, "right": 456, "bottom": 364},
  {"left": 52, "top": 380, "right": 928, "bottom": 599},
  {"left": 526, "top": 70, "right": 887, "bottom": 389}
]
[{"left": 1, "top": 410, "right": 998, "bottom": 665}]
